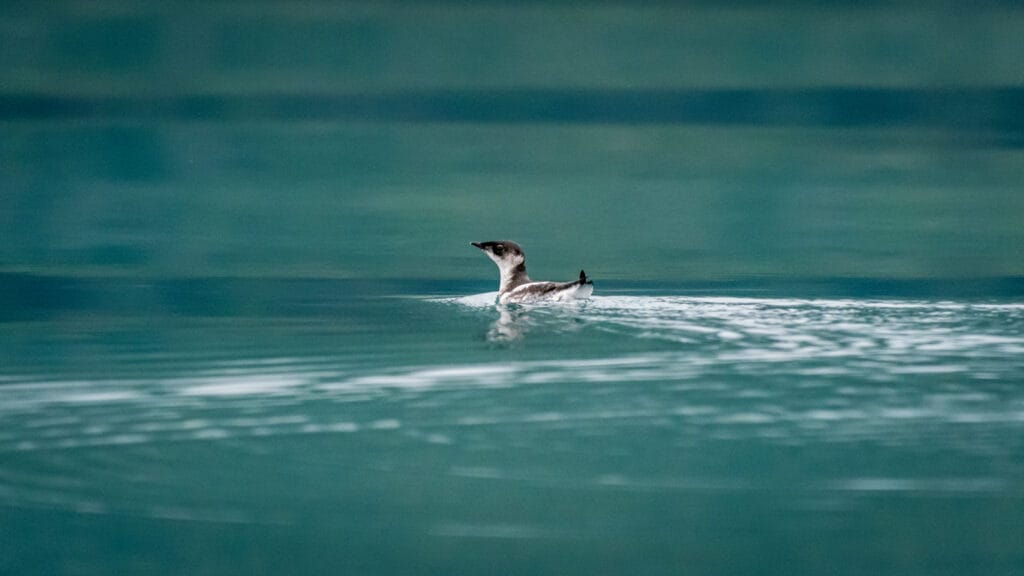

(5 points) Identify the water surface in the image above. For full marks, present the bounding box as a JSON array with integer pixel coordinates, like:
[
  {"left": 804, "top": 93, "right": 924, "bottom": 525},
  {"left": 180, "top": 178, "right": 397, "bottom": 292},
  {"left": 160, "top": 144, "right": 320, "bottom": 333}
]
[
  {"left": 2, "top": 279, "right": 1022, "bottom": 575},
  {"left": 3, "top": 3, "right": 1024, "bottom": 574}
]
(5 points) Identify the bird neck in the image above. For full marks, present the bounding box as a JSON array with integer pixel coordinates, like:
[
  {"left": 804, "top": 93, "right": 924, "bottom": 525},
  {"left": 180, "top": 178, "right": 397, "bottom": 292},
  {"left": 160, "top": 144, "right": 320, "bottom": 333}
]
[{"left": 499, "top": 262, "right": 530, "bottom": 294}]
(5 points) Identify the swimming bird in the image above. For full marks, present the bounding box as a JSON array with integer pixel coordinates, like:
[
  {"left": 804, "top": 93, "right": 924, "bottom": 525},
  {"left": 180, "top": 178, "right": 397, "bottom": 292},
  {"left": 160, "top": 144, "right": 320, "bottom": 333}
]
[{"left": 471, "top": 240, "right": 593, "bottom": 304}]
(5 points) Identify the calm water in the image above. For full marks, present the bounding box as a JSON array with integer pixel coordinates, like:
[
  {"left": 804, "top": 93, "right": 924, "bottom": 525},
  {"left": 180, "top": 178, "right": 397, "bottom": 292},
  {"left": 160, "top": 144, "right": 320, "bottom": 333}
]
[
  {"left": 3, "top": 2, "right": 1024, "bottom": 575},
  {"left": 2, "top": 279, "right": 1023, "bottom": 575}
]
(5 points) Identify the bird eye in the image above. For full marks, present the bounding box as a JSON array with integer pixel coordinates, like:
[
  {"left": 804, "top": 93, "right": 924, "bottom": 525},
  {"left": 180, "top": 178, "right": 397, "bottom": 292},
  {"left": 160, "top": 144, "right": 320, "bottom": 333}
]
[{"left": 494, "top": 244, "right": 505, "bottom": 255}]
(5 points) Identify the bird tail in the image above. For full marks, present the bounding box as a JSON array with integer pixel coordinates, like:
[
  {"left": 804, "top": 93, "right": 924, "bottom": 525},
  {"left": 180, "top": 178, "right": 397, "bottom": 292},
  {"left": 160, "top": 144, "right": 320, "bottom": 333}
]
[{"left": 579, "top": 270, "right": 593, "bottom": 285}]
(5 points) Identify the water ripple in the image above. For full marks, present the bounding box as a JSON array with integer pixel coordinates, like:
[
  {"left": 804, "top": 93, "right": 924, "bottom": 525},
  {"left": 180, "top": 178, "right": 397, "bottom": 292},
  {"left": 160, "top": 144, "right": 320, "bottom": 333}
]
[{"left": 0, "top": 296, "right": 1021, "bottom": 457}]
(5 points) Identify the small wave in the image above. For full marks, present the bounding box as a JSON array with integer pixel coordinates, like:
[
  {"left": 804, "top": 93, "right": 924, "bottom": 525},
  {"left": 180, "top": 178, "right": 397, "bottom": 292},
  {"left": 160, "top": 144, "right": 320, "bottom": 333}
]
[
  {"left": 831, "top": 477, "right": 1007, "bottom": 494},
  {"left": 435, "top": 294, "right": 1024, "bottom": 363},
  {"left": 439, "top": 291, "right": 500, "bottom": 308},
  {"left": 1, "top": 295, "right": 1021, "bottom": 458},
  {"left": 430, "top": 522, "right": 573, "bottom": 540}
]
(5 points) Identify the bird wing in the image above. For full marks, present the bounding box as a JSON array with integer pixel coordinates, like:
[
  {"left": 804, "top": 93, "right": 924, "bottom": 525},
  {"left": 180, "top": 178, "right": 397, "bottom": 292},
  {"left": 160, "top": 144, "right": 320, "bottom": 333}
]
[
  {"left": 507, "top": 282, "right": 563, "bottom": 298},
  {"left": 508, "top": 274, "right": 592, "bottom": 299}
]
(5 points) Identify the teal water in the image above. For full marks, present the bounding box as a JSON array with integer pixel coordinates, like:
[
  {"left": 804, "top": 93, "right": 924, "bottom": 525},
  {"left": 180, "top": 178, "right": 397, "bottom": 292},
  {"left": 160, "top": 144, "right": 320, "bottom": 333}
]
[
  {"left": 3, "top": 2, "right": 1024, "bottom": 575},
  {"left": 2, "top": 280, "right": 1023, "bottom": 574}
]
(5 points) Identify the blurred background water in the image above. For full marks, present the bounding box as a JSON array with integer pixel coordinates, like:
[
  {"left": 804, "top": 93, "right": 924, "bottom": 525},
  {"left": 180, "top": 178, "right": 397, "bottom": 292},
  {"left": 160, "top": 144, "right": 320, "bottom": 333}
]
[{"left": 1, "top": 2, "right": 1023, "bottom": 575}]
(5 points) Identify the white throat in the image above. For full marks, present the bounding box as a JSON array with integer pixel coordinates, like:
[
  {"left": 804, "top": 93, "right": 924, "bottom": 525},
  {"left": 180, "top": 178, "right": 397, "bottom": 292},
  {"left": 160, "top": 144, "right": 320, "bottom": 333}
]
[{"left": 491, "top": 257, "right": 530, "bottom": 294}]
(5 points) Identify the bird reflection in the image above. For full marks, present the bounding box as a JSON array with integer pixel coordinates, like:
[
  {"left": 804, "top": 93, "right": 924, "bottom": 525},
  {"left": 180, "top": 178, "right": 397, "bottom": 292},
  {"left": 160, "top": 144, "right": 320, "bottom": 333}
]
[
  {"left": 486, "top": 301, "right": 591, "bottom": 343},
  {"left": 488, "top": 305, "right": 528, "bottom": 342}
]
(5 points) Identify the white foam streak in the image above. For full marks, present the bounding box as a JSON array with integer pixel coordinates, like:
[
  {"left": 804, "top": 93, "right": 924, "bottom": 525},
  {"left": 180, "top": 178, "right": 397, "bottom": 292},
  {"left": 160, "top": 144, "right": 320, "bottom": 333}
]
[
  {"left": 2, "top": 295, "right": 1022, "bottom": 453},
  {"left": 177, "top": 374, "right": 308, "bottom": 397}
]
